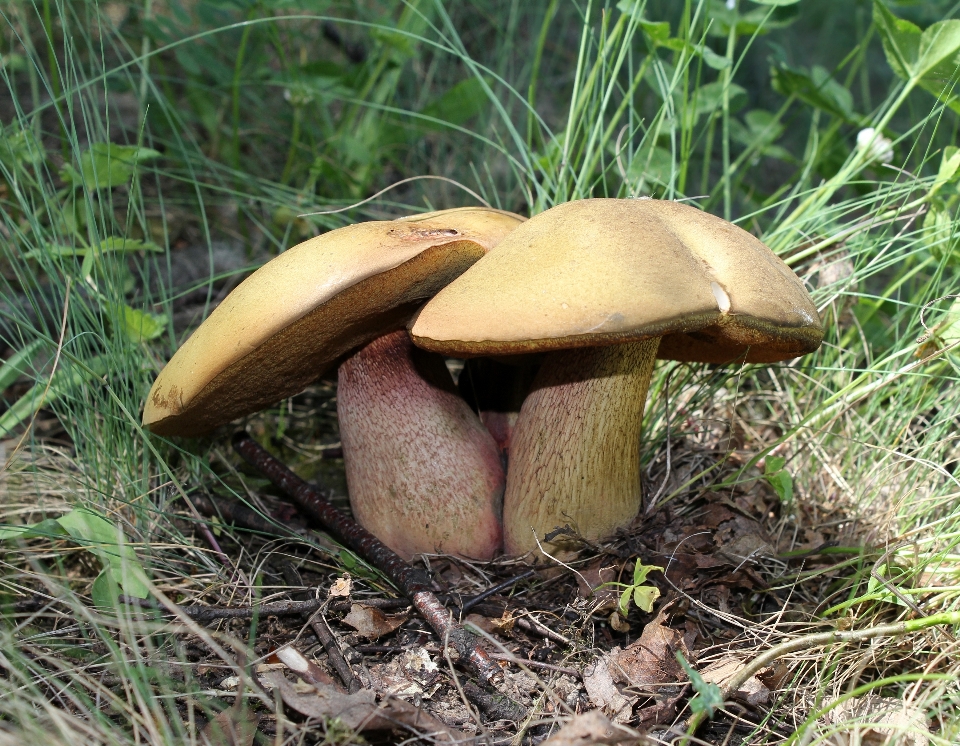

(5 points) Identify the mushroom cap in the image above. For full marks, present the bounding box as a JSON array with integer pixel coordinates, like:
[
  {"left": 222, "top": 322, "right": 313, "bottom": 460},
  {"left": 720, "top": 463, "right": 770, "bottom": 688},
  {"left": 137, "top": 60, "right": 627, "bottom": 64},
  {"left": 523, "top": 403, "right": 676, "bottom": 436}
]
[
  {"left": 144, "top": 207, "right": 525, "bottom": 436},
  {"left": 410, "top": 199, "right": 822, "bottom": 363}
]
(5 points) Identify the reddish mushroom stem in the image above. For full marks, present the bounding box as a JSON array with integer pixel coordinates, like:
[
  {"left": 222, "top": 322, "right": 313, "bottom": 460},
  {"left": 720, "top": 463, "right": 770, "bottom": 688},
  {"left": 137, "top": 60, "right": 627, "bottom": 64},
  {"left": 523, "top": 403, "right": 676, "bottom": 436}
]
[
  {"left": 231, "top": 431, "right": 504, "bottom": 685},
  {"left": 337, "top": 330, "right": 504, "bottom": 560},
  {"left": 502, "top": 338, "right": 660, "bottom": 557}
]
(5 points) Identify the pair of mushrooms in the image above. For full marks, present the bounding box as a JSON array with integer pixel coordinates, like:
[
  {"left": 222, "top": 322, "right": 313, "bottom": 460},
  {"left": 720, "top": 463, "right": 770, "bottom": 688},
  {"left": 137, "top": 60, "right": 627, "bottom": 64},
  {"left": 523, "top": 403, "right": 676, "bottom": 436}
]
[{"left": 144, "top": 199, "right": 822, "bottom": 561}]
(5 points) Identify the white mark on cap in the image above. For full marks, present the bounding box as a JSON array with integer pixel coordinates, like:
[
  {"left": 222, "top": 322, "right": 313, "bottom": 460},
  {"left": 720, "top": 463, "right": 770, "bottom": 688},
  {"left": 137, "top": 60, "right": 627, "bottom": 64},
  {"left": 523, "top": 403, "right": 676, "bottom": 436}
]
[
  {"left": 711, "top": 281, "right": 731, "bottom": 314},
  {"left": 276, "top": 646, "right": 309, "bottom": 672},
  {"left": 561, "top": 303, "right": 569, "bottom": 309}
]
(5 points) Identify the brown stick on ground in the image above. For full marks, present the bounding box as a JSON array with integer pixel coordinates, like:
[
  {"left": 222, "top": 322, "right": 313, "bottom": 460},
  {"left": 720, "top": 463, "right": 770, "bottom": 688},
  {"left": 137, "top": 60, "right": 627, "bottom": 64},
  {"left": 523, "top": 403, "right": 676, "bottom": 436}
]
[{"left": 232, "top": 431, "right": 503, "bottom": 686}]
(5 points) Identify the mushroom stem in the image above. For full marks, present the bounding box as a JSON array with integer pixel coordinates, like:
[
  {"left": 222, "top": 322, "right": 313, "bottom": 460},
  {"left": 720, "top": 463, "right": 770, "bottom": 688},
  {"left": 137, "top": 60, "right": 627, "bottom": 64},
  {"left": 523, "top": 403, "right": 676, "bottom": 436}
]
[
  {"left": 337, "top": 330, "right": 504, "bottom": 560},
  {"left": 502, "top": 337, "right": 660, "bottom": 557}
]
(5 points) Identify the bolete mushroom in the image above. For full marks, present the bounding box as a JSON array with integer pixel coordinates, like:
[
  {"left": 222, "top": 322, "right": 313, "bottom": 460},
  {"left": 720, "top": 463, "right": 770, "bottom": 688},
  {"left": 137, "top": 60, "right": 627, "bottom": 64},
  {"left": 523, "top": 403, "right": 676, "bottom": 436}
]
[
  {"left": 143, "top": 207, "right": 524, "bottom": 559},
  {"left": 410, "top": 198, "right": 823, "bottom": 557}
]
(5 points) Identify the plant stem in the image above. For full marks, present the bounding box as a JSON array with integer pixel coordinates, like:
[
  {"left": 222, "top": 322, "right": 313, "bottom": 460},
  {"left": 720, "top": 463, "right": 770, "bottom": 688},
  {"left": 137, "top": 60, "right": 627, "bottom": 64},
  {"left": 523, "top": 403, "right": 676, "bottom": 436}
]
[{"left": 680, "top": 611, "right": 960, "bottom": 743}]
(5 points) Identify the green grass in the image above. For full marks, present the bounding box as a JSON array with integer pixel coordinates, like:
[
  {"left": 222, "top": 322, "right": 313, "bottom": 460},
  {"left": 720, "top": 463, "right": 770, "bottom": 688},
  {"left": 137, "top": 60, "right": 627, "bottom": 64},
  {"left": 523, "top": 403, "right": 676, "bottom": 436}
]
[{"left": 2, "top": 0, "right": 960, "bottom": 743}]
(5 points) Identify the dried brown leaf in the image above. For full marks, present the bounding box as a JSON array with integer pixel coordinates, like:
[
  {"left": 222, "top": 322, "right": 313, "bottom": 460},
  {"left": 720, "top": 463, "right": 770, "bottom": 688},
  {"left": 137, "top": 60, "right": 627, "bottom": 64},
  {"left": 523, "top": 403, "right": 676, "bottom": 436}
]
[
  {"left": 576, "top": 558, "right": 619, "bottom": 611},
  {"left": 540, "top": 711, "right": 646, "bottom": 746},
  {"left": 328, "top": 575, "right": 352, "bottom": 598},
  {"left": 820, "top": 695, "right": 929, "bottom": 746},
  {"left": 199, "top": 706, "right": 259, "bottom": 746},
  {"left": 584, "top": 612, "right": 689, "bottom": 726},
  {"left": 342, "top": 603, "right": 409, "bottom": 640},
  {"left": 262, "top": 671, "right": 460, "bottom": 742}
]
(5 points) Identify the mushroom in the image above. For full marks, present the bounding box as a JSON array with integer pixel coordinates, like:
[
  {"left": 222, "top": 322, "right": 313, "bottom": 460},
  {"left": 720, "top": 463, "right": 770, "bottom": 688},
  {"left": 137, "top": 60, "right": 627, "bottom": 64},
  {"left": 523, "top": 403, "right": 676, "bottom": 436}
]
[
  {"left": 410, "top": 198, "right": 823, "bottom": 557},
  {"left": 143, "top": 207, "right": 524, "bottom": 559}
]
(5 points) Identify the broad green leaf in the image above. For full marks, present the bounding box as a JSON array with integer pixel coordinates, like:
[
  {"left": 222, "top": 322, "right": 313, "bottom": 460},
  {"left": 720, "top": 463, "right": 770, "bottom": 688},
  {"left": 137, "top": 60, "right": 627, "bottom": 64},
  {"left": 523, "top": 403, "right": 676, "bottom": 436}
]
[
  {"left": 632, "top": 585, "right": 661, "bottom": 613},
  {"left": 874, "top": 1, "right": 960, "bottom": 111},
  {"left": 0, "top": 339, "right": 43, "bottom": 393},
  {"left": 764, "top": 456, "right": 794, "bottom": 503},
  {"left": 765, "top": 455, "right": 786, "bottom": 473},
  {"left": 57, "top": 509, "right": 149, "bottom": 599},
  {"left": 677, "top": 652, "right": 724, "bottom": 718},
  {"left": 923, "top": 202, "right": 957, "bottom": 265},
  {"left": 616, "top": 0, "right": 645, "bottom": 20},
  {"left": 0, "top": 356, "right": 107, "bottom": 439},
  {"left": 632, "top": 561, "right": 663, "bottom": 586},
  {"left": 627, "top": 145, "right": 676, "bottom": 188},
  {"left": 941, "top": 297, "right": 960, "bottom": 350},
  {"left": 91, "top": 570, "right": 122, "bottom": 607},
  {"left": 687, "top": 81, "right": 747, "bottom": 124},
  {"left": 61, "top": 143, "right": 161, "bottom": 190},
  {"left": 26, "top": 237, "right": 163, "bottom": 260},
  {"left": 770, "top": 62, "right": 856, "bottom": 121},
  {"left": 111, "top": 304, "right": 168, "bottom": 344},
  {"left": 639, "top": 19, "right": 672, "bottom": 46},
  {"left": 731, "top": 109, "right": 792, "bottom": 161},
  {"left": 707, "top": 0, "right": 799, "bottom": 36},
  {"left": 419, "top": 77, "right": 488, "bottom": 130},
  {"left": 0, "top": 124, "right": 45, "bottom": 168},
  {"left": 0, "top": 52, "right": 28, "bottom": 71},
  {"left": 370, "top": 27, "right": 417, "bottom": 61},
  {"left": 700, "top": 45, "right": 731, "bottom": 70},
  {"left": 931, "top": 146, "right": 960, "bottom": 196},
  {"left": 0, "top": 518, "right": 66, "bottom": 542}
]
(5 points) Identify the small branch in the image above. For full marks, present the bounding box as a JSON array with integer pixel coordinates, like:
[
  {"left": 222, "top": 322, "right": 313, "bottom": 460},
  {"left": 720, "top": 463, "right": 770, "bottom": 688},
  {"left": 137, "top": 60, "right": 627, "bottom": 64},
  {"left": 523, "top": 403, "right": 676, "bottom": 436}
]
[
  {"left": 680, "top": 611, "right": 960, "bottom": 742},
  {"left": 121, "top": 594, "right": 328, "bottom": 622},
  {"left": 460, "top": 569, "right": 536, "bottom": 614},
  {"left": 232, "top": 431, "right": 504, "bottom": 686},
  {"left": 308, "top": 610, "right": 362, "bottom": 694}
]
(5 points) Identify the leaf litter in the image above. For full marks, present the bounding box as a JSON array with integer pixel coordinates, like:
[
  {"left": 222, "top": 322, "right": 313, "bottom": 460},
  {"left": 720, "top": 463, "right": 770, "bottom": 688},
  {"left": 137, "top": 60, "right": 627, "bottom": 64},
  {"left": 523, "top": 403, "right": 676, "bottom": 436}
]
[{"left": 2, "top": 382, "right": 945, "bottom": 745}]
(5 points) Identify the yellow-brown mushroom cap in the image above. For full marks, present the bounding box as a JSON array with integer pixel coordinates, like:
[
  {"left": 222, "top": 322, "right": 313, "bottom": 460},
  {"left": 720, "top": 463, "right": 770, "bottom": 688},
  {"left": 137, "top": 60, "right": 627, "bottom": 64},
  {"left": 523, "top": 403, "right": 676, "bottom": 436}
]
[
  {"left": 410, "top": 199, "right": 822, "bottom": 364},
  {"left": 143, "top": 207, "right": 525, "bottom": 436}
]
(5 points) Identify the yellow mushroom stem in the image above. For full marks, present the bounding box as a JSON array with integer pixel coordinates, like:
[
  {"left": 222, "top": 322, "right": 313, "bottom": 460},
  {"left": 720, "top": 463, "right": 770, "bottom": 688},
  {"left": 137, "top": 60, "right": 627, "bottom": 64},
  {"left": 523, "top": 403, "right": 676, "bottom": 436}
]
[
  {"left": 337, "top": 330, "right": 505, "bottom": 561},
  {"left": 502, "top": 337, "right": 660, "bottom": 557}
]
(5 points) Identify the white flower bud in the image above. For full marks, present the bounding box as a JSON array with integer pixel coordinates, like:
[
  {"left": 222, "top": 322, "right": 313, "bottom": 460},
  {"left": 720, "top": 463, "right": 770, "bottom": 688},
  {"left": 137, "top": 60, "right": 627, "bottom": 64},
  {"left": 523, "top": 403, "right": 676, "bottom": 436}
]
[{"left": 856, "top": 127, "right": 894, "bottom": 164}]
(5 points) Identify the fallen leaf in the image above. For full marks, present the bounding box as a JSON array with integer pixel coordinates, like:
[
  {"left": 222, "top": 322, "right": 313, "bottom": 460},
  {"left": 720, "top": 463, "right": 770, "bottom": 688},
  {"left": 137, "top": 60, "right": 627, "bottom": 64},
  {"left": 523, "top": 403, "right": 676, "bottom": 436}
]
[
  {"left": 819, "top": 695, "right": 929, "bottom": 746},
  {"left": 576, "top": 558, "right": 620, "bottom": 611},
  {"left": 609, "top": 610, "right": 630, "bottom": 633},
  {"left": 276, "top": 645, "right": 338, "bottom": 688},
  {"left": 540, "top": 710, "right": 644, "bottom": 745},
  {"left": 328, "top": 575, "right": 352, "bottom": 598},
  {"left": 700, "top": 657, "right": 770, "bottom": 707},
  {"left": 262, "top": 671, "right": 460, "bottom": 742},
  {"left": 583, "top": 656, "right": 635, "bottom": 724},
  {"left": 584, "top": 611, "right": 689, "bottom": 727},
  {"left": 199, "top": 706, "right": 259, "bottom": 746},
  {"left": 464, "top": 613, "right": 496, "bottom": 635},
  {"left": 716, "top": 532, "right": 775, "bottom": 567},
  {"left": 613, "top": 612, "right": 685, "bottom": 689},
  {"left": 219, "top": 662, "right": 286, "bottom": 691},
  {"left": 368, "top": 647, "right": 440, "bottom": 699},
  {"left": 491, "top": 609, "right": 516, "bottom": 634},
  {"left": 342, "top": 603, "right": 409, "bottom": 640}
]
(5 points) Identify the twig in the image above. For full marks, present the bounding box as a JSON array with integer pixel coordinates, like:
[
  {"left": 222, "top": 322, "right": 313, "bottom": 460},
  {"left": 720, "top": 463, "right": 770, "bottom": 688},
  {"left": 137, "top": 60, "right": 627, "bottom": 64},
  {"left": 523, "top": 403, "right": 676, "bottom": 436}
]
[
  {"left": 488, "top": 655, "right": 580, "bottom": 677},
  {"left": 232, "top": 431, "right": 504, "bottom": 686},
  {"left": 121, "top": 594, "right": 327, "bottom": 621},
  {"left": 308, "top": 609, "right": 362, "bottom": 694},
  {"left": 679, "top": 611, "right": 960, "bottom": 743},
  {"left": 460, "top": 569, "right": 536, "bottom": 614},
  {"left": 514, "top": 615, "right": 571, "bottom": 646}
]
